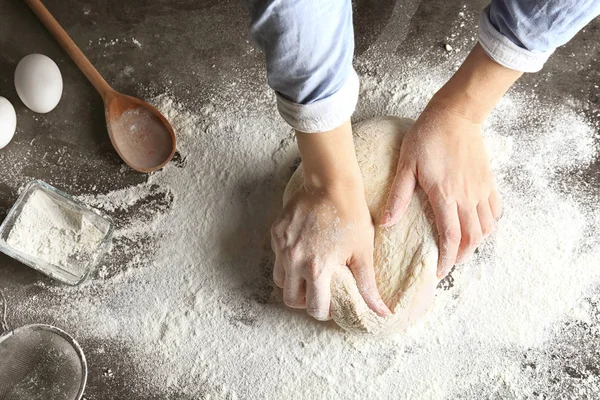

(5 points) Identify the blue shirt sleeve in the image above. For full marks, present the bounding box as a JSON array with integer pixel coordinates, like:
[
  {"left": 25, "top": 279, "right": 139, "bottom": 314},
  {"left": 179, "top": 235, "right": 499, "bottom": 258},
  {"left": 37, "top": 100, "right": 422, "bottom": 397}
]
[
  {"left": 480, "top": 0, "right": 600, "bottom": 71},
  {"left": 489, "top": 0, "right": 600, "bottom": 53},
  {"left": 247, "top": 0, "right": 354, "bottom": 105},
  {"left": 247, "top": 0, "right": 359, "bottom": 133}
]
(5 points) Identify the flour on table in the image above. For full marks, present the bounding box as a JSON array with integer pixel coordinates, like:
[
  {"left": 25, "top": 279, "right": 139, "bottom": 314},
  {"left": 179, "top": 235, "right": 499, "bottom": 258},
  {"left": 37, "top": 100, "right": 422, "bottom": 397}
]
[
  {"left": 6, "top": 39, "right": 600, "bottom": 400},
  {"left": 284, "top": 117, "right": 440, "bottom": 336}
]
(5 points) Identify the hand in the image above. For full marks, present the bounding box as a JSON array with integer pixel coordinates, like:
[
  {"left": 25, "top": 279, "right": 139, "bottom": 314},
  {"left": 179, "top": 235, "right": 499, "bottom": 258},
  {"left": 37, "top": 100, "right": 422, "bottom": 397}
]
[
  {"left": 272, "top": 121, "right": 391, "bottom": 320},
  {"left": 380, "top": 43, "right": 522, "bottom": 278},
  {"left": 272, "top": 184, "right": 391, "bottom": 320},
  {"left": 381, "top": 105, "right": 501, "bottom": 278}
]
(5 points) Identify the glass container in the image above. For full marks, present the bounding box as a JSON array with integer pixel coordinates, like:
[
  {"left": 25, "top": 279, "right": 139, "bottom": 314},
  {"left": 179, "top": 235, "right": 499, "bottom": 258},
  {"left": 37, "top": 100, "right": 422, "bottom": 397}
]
[{"left": 0, "top": 180, "right": 113, "bottom": 285}]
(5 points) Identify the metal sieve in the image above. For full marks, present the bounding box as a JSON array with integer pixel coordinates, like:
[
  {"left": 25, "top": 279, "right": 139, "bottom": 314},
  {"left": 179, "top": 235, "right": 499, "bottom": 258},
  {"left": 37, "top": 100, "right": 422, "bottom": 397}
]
[{"left": 0, "top": 291, "right": 87, "bottom": 400}]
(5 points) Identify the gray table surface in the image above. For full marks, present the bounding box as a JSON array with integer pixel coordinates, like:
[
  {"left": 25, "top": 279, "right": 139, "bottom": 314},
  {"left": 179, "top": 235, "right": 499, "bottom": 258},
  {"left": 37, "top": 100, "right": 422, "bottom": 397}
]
[{"left": 0, "top": 1, "right": 599, "bottom": 398}]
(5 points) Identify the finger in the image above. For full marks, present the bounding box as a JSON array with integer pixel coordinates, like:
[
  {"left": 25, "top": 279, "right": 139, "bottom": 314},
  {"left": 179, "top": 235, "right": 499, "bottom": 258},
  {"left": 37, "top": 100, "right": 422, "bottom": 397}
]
[
  {"left": 273, "top": 256, "right": 285, "bottom": 288},
  {"left": 431, "top": 199, "right": 461, "bottom": 279},
  {"left": 349, "top": 256, "right": 392, "bottom": 317},
  {"left": 477, "top": 201, "right": 495, "bottom": 238},
  {"left": 270, "top": 228, "right": 286, "bottom": 288},
  {"left": 381, "top": 163, "right": 417, "bottom": 227},
  {"left": 489, "top": 189, "right": 503, "bottom": 220},
  {"left": 283, "top": 275, "right": 306, "bottom": 309},
  {"left": 456, "top": 205, "right": 483, "bottom": 264},
  {"left": 305, "top": 276, "right": 332, "bottom": 321},
  {"left": 270, "top": 220, "right": 283, "bottom": 251}
]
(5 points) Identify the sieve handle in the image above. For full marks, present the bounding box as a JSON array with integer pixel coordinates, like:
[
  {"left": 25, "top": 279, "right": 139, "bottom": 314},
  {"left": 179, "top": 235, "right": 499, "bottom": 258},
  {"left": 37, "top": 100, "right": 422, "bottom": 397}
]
[{"left": 0, "top": 290, "right": 8, "bottom": 333}]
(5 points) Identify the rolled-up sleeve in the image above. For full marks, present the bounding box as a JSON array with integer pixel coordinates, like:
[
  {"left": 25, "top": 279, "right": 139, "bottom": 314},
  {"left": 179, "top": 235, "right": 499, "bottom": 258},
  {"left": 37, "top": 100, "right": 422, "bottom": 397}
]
[
  {"left": 479, "top": 0, "right": 600, "bottom": 72},
  {"left": 247, "top": 0, "right": 357, "bottom": 133}
]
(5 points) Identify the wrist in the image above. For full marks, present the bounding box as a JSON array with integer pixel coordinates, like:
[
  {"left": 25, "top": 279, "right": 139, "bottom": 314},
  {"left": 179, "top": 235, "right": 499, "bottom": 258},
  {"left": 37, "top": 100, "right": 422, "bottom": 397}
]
[
  {"left": 430, "top": 43, "right": 523, "bottom": 123},
  {"left": 425, "top": 94, "right": 484, "bottom": 125},
  {"left": 296, "top": 120, "right": 364, "bottom": 192},
  {"left": 302, "top": 168, "right": 364, "bottom": 194}
]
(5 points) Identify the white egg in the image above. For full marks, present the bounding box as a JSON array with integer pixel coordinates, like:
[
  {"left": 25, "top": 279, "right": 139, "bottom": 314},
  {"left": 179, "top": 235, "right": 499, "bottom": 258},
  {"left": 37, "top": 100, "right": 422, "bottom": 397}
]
[
  {"left": 0, "top": 97, "right": 17, "bottom": 149},
  {"left": 15, "top": 54, "right": 63, "bottom": 114}
]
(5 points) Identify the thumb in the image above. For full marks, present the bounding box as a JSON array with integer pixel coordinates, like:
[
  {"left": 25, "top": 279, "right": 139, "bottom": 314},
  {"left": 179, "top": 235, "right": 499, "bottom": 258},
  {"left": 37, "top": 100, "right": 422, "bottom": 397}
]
[
  {"left": 380, "top": 163, "right": 417, "bottom": 227},
  {"left": 349, "top": 255, "right": 392, "bottom": 317}
]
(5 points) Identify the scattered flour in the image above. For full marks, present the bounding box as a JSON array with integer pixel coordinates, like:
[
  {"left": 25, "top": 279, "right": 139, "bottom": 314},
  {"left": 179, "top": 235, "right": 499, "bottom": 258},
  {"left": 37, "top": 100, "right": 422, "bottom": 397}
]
[
  {"left": 87, "top": 37, "right": 144, "bottom": 50},
  {"left": 6, "top": 7, "right": 600, "bottom": 400},
  {"left": 131, "top": 38, "right": 143, "bottom": 48},
  {"left": 21, "top": 66, "right": 597, "bottom": 398}
]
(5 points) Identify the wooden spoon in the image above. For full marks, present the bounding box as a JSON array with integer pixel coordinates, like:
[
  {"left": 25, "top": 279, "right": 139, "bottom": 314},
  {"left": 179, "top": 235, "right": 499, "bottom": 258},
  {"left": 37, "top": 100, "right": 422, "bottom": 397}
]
[{"left": 25, "top": 0, "right": 176, "bottom": 173}]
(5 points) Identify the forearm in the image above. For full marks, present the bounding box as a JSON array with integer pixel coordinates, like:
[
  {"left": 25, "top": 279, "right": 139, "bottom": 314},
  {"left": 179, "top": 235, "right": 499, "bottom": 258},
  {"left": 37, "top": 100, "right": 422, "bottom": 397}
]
[
  {"left": 296, "top": 121, "right": 363, "bottom": 192},
  {"left": 429, "top": 43, "right": 522, "bottom": 123}
]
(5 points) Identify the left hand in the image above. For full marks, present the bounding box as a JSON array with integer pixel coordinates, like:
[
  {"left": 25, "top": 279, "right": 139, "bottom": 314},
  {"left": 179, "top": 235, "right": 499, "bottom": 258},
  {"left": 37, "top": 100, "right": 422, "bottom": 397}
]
[
  {"left": 380, "top": 43, "right": 522, "bottom": 279},
  {"left": 380, "top": 103, "right": 502, "bottom": 278}
]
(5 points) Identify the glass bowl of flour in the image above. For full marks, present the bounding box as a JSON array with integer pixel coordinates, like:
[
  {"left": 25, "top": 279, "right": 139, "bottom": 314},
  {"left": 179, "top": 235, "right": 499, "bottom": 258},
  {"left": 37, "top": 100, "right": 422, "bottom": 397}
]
[{"left": 0, "top": 180, "right": 113, "bottom": 285}]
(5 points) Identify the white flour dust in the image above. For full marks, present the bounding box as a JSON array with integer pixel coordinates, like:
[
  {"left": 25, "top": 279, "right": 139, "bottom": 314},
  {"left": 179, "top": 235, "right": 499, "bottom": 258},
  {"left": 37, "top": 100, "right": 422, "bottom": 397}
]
[
  {"left": 11, "top": 22, "right": 600, "bottom": 400},
  {"left": 6, "top": 189, "right": 106, "bottom": 279}
]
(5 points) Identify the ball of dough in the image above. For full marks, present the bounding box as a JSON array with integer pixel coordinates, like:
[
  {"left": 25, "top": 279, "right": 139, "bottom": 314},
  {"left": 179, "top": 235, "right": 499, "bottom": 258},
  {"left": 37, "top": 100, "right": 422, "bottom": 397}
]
[{"left": 283, "top": 116, "right": 440, "bottom": 336}]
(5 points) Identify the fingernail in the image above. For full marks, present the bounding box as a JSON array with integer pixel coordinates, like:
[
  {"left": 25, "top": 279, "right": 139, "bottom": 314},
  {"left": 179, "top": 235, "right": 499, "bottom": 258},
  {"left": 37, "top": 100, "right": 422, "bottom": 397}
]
[
  {"left": 438, "top": 266, "right": 453, "bottom": 279},
  {"left": 437, "top": 261, "right": 445, "bottom": 279},
  {"left": 381, "top": 210, "right": 391, "bottom": 226},
  {"left": 312, "top": 311, "right": 330, "bottom": 321},
  {"left": 379, "top": 300, "right": 392, "bottom": 316}
]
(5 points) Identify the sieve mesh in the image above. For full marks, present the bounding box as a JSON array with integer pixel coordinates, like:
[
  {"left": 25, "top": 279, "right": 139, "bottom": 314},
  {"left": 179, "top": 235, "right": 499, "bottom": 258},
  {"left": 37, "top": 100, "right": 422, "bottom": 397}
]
[{"left": 0, "top": 291, "right": 87, "bottom": 400}]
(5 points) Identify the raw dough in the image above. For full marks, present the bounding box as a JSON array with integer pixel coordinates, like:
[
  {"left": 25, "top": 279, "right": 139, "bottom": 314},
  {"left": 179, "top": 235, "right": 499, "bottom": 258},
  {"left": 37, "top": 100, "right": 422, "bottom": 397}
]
[{"left": 283, "top": 116, "right": 440, "bottom": 336}]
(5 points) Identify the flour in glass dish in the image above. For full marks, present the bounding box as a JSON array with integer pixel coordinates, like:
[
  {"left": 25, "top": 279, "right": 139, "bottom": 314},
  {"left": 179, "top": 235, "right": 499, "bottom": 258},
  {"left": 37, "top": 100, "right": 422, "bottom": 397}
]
[{"left": 6, "top": 189, "right": 106, "bottom": 278}]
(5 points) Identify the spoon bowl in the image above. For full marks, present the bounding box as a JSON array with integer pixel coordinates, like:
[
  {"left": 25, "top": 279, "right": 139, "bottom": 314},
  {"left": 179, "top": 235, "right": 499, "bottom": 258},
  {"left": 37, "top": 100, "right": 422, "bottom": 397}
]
[{"left": 105, "top": 92, "right": 176, "bottom": 172}]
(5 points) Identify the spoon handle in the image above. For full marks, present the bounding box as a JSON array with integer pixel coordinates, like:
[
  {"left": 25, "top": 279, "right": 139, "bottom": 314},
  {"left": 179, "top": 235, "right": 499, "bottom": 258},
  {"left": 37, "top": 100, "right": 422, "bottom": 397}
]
[{"left": 25, "top": 0, "right": 114, "bottom": 98}]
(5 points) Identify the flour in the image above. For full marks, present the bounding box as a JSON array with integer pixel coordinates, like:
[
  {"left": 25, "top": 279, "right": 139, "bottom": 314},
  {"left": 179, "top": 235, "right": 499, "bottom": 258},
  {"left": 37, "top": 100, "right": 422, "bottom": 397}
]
[
  {"left": 14, "top": 67, "right": 597, "bottom": 398},
  {"left": 5, "top": 10, "right": 600, "bottom": 400},
  {"left": 18, "top": 69, "right": 595, "bottom": 398},
  {"left": 6, "top": 189, "right": 106, "bottom": 281}
]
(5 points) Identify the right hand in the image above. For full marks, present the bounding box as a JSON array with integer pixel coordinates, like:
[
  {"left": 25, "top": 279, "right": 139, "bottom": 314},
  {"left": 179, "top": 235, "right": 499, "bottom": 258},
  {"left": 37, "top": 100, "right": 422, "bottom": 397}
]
[{"left": 272, "top": 121, "right": 392, "bottom": 321}]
